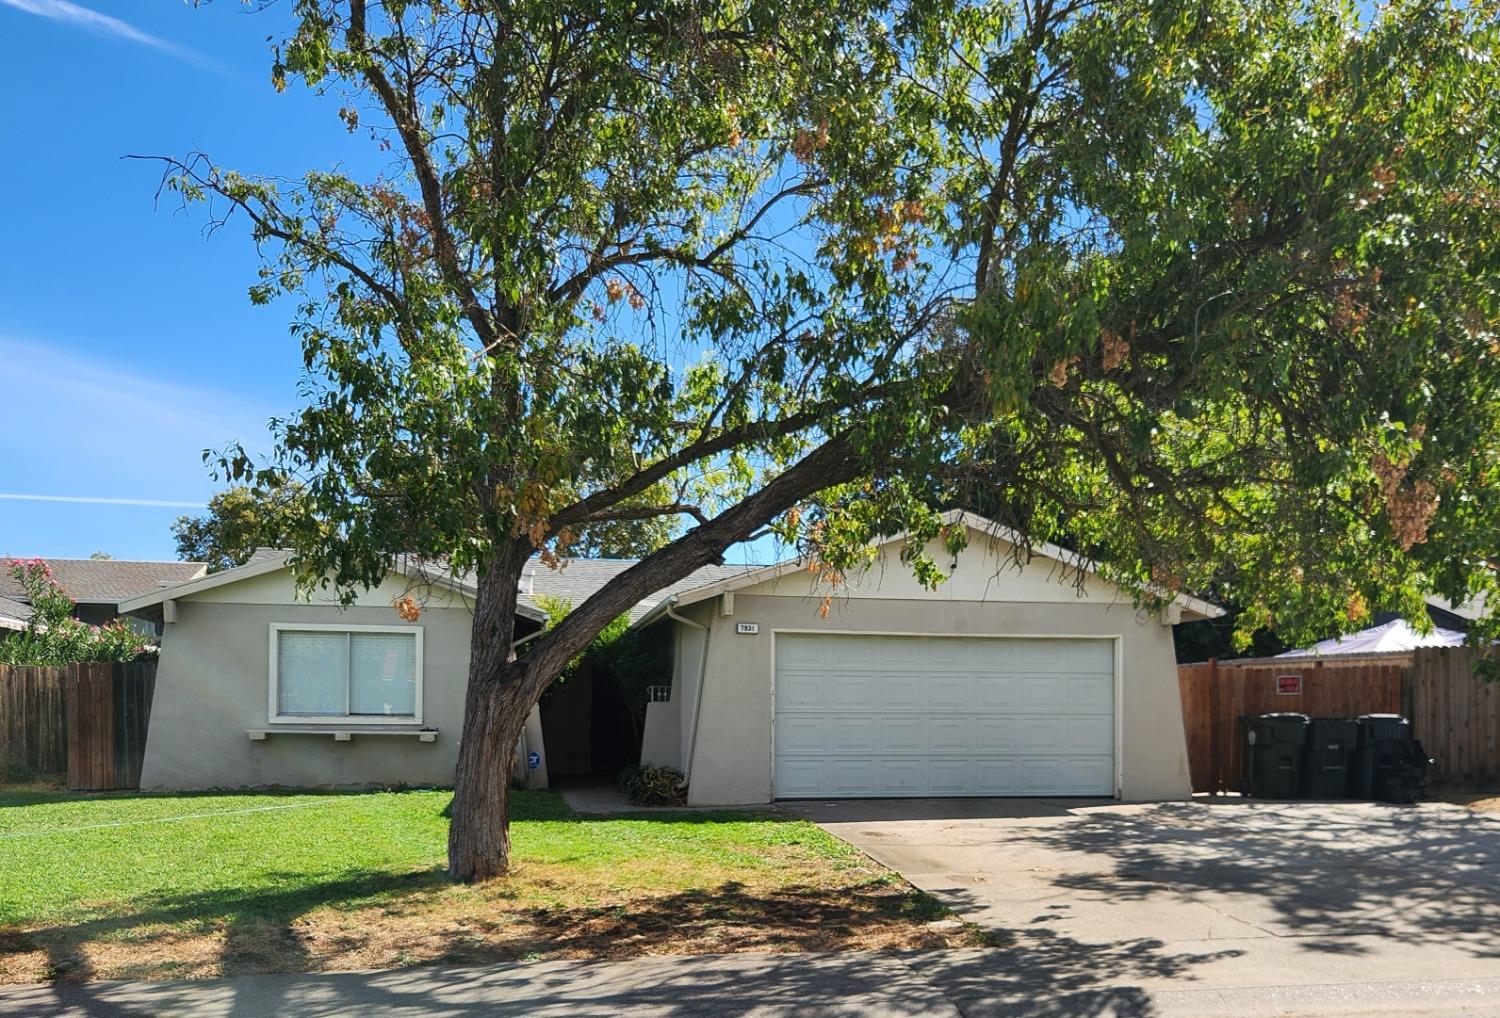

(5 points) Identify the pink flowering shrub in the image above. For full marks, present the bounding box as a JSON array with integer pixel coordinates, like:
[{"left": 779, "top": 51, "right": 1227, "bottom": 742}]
[{"left": 0, "top": 558, "right": 150, "bottom": 665}]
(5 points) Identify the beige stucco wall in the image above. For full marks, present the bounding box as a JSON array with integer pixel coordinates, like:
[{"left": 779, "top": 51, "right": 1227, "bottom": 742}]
[
  {"left": 140, "top": 573, "right": 475, "bottom": 790},
  {"left": 672, "top": 528, "right": 1193, "bottom": 806}
]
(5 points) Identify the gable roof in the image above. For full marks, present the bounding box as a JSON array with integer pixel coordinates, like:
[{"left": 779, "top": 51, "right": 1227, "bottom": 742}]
[
  {"left": 118, "top": 552, "right": 550, "bottom": 626},
  {"left": 632, "top": 509, "right": 1224, "bottom": 628},
  {"left": 0, "top": 558, "right": 209, "bottom": 607}
]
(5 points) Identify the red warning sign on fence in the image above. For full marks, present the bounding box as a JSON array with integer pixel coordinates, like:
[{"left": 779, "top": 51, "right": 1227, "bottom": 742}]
[{"left": 1276, "top": 674, "right": 1303, "bottom": 695}]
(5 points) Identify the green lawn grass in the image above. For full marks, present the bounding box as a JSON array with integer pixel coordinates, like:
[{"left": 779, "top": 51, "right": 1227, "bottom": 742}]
[{"left": 0, "top": 787, "right": 971, "bottom": 982}]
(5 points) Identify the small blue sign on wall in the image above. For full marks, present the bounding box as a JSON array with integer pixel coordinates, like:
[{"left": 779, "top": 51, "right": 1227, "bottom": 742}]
[{"left": 528, "top": 751, "right": 541, "bottom": 770}]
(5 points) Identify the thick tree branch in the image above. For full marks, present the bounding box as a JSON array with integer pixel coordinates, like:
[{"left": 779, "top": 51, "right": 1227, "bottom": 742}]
[{"left": 515, "top": 433, "right": 860, "bottom": 698}]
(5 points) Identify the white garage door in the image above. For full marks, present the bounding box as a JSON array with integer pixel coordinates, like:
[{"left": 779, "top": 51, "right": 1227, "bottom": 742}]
[{"left": 774, "top": 633, "right": 1116, "bottom": 798}]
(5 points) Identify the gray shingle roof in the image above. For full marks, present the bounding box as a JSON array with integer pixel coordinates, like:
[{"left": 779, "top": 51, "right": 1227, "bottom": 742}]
[
  {"left": 518, "top": 558, "right": 764, "bottom": 623},
  {"left": 0, "top": 594, "right": 29, "bottom": 630},
  {"left": 0, "top": 558, "right": 209, "bottom": 606}
]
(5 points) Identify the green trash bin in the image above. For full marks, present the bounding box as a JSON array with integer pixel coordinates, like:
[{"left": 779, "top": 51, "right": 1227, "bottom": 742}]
[
  {"left": 1353, "top": 714, "right": 1428, "bottom": 803},
  {"left": 1301, "top": 718, "right": 1359, "bottom": 798},
  {"left": 1241, "top": 713, "right": 1310, "bottom": 798}
]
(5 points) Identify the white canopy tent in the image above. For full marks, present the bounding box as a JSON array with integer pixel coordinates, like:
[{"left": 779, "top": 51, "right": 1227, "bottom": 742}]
[{"left": 1279, "top": 618, "right": 1467, "bottom": 658}]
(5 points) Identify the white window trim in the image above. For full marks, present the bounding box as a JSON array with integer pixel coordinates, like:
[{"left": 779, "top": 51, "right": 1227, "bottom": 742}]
[{"left": 268, "top": 622, "right": 424, "bottom": 726}]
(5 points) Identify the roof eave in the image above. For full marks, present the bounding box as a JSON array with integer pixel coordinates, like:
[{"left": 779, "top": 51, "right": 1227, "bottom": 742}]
[{"left": 637, "top": 510, "right": 1225, "bottom": 623}]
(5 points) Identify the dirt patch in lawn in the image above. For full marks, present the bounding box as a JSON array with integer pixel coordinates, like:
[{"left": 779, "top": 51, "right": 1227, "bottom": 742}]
[
  {"left": 1439, "top": 790, "right": 1500, "bottom": 815},
  {"left": 0, "top": 854, "right": 984, "bottom": 983}
]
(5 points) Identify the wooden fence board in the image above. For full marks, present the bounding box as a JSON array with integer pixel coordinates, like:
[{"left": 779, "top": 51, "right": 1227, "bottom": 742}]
[
  {"left": 1408, "top": 647, "right": 1500, "bottom": 786},
  {"left": 0, "top": 665, "right": 69, "bottom": 775},
  {"left": 0, "top": 660, "right": 156, "bottom": 789}
]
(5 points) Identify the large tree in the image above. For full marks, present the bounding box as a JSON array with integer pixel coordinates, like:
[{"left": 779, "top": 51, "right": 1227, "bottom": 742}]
[
  {"left": 172, "top": 483, "right": 313, "bottom": 571},
  {"left": 158, "top": 0, "right": 1499, "bottom": 879}
]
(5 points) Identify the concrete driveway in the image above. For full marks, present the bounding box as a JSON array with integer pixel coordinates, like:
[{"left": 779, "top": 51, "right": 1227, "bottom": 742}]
[{"left": 785, "top": 797, "right": 1500, "bottom": 1011}]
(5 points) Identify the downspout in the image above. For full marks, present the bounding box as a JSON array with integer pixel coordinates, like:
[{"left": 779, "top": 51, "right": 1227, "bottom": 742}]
[
  {"left": 510, "top": 623, "right": 548, "bottom": 789},
  {"left": 665, "top": 596, "right": 713, "bottom": 787}
]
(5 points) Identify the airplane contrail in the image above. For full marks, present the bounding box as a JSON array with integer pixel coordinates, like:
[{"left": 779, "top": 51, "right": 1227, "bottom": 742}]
[{"left": 0, "top": 494, "right": 206, "bottom": 509}]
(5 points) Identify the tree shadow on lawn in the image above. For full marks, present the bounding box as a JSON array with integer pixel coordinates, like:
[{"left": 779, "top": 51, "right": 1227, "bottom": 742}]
[
  {"left": 9, "top": 890, "right": 1244, "bottom": 1018},
  {"left": 0, "top": 867, "right": 973, "bottom": 985}
]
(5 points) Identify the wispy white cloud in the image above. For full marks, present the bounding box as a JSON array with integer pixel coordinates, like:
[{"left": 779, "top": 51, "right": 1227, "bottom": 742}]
[
  {"left": 0, "top": 334, "right": 280, "bottom": 504},
  {"left": 0, "top": 494, "right": 206, "bottom": 508},
  {"left": 0, "top": 0, "right": 210, "bottom": 66}
]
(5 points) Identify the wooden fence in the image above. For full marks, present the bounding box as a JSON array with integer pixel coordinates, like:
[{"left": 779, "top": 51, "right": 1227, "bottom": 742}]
[
  {"left": 1407, "top": 647, "right": 1500, "bottom": 787},
  {"left": 0, "top": 660, "right": 157, "bottom": 790},
  {"left": 1179, "top": 648, "right": 1497, "bottom": 792}
]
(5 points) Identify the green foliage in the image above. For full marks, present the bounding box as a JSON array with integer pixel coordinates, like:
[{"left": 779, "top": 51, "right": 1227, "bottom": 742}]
[
  {"left": 0, "top": 559, "right": 149, "bottom": 666},
  {"left": 618, "top": 764, "right": 688, "bottom": 807},
  {"left": 159, "top": 1, "right": 1500, "bottom": 675},
  {"left": 533, "top": 593, "right": 661, "bottom": 744},
  {"left": 171, "top": 483, "right": 313, "bottom": 572}
]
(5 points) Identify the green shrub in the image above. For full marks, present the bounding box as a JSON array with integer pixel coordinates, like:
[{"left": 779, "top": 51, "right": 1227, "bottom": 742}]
[
  {"left": 0, "top": 559, "right": 150, "bottom": 666},
  {"left": 618, "top": 764, "right": 687, "bottom": 806}
]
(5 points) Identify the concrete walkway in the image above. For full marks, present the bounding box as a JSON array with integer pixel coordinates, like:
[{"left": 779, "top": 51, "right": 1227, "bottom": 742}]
[{"left": 8, "top": 949, "right": 1500, "bottom": 1017}]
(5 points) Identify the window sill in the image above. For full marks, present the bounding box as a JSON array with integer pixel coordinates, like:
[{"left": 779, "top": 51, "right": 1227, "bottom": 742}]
[{"left": 248, "top": 725, "right": 437, "bottom": 743}]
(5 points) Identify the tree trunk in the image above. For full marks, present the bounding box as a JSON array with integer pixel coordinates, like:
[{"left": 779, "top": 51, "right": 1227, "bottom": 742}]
[
  {"left": 446, "top": 435, "right": 863, "bottom": 880},
  {"left": 447, "top": 547, "right": 529, "bottom": 881}
]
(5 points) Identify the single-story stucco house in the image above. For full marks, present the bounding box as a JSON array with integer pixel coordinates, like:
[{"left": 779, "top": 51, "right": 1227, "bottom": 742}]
[{"left": 120, "top": 511, "right": 1219, "bottom": 802}]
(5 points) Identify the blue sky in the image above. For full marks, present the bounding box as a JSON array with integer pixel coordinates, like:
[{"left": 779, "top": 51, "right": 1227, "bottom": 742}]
[
  {"left": 0, "top": 1, "right": 375, "bottom": 557},
  {"left": 0, "top": 1, "right": 350, "bottom": 559},
  {"left": 0, "top": 1, "right": 786, "bottom": 566}
]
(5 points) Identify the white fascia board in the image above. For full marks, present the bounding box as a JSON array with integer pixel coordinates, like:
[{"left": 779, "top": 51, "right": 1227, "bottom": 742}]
[
  {"left": 118, "top": 553, "right": 295, "bottom": 614},
  {"left": 118, "top": 551, "right": 550, "bottom": 624}
]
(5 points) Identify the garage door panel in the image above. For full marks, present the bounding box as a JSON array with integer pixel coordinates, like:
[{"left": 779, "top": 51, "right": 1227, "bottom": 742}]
[
  {"left": 777, "top": 638, "right": 827, "bottom": 668},
  {"left": 775, "top": 716, "right": 826, "bottom": 753},
  {"left": 1063, "top": 757, "right": 1115, "bottom": 793},
  {"left": 929, "top": 760, "right": 970, "bottom": 793},
  {"left": 974, "top": 758, "right": 1020, "bottom": 793},
  {"left": 830, "top": 716, "right": 878, "bottom": 751},
  {"left": 929, "top": 717, "right": 972, "bottom": 752},
  {"left": 776, "top": 670, "right": 825, "bottom": 708},
  {"left": 776, "top": 759, "right": 827, "bottom": 797},
  {"left": 1019, "top": 716, "right": 1063, "bottom": 752},
  {"left": 829, "top": 674, "right": 876, "bottom": 708},
  {"left": 876, "top": 637, "right": 927, "bottom": 666},
  {"left": 1067, "top": 675, "right": 1114, "bottom": 710},
  {"left": 879, "top": 673, "right": 923, "bottom": 709},
  {"left": 880, "top": 717, "right": 922, "bottom": 752},
  {"left": 974, "top": 676, "right": 1018, "bottom": 710},
  {"left": 927, "top": 674, "right": 971, "bottom": 708},
  {"left": 1067, "top": 716, "right": 1114, "bottom": 745},
  {"left": 881, "top": 759, "right": 924, "bottom": 794},
  {"left": 831, "top": 760, "right": 878, "bottom": 795},
  {"left": 775, "top": 634, "right": 1115, "bottom": 798},
  {"left": 975, "top": 715, "right": 1021, "bottom": 745}
]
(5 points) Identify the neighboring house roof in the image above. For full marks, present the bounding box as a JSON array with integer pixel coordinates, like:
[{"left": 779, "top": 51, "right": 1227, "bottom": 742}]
[
  {"left": 0, "top": 594, "right": 30, "bottom": 631},
  {"left": 1280, "top": 618, "right": 1469, "bottom": 657},
  {"left": 1427, "top": 593, "right": 1490, "bottom": 624},
  {"left": 0, "top": 558, "right": 208, "bottom": 608},
  {"left": 632, "top": 509, "right": 1225, "bottom": 628},
  {"left": 517, "top": 558, "right": 760, "bottom": 624}
]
